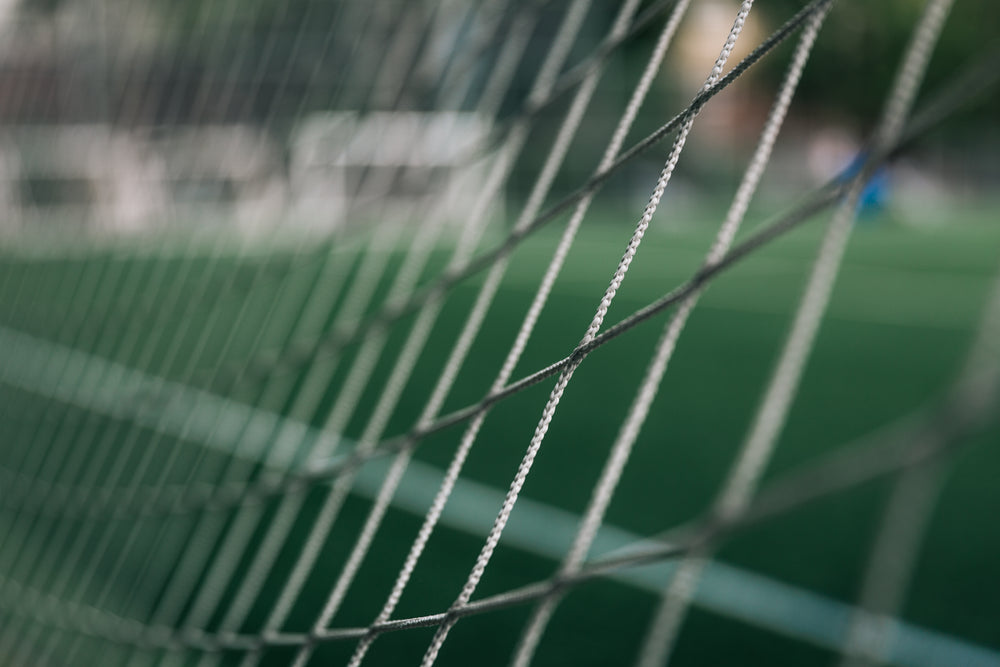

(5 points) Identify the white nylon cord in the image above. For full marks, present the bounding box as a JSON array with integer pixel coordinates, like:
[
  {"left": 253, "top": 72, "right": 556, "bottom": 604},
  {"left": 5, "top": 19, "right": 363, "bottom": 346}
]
[
  {"left": 67, "top": 2, "right": 464, "bottom": 664},
  {"left": 636, "top": 2, "right": 956, "bottom": 665},
  {"left": 348, "top": 0, "right": 694, "bottom": 662},
  {"left": 0, "top": 3, "right": 356, "bottom": 656},
  {"left": 511, "top": 5, "right": 829, "bottom": 665},
  {"left": 154, "top": 6, "right": 524, "bottom": 664},
  {"left": 212, "top": 4, "right": 579, "bottom": 664},
  {"left": 421, "top": 3, "right": 756, "bottom": 665},
  {"left": 325, "top": 0, "right": 686, "bottom": 663},
  {"left": 252, "top": 4, "right": 597, "bottom": 663}
]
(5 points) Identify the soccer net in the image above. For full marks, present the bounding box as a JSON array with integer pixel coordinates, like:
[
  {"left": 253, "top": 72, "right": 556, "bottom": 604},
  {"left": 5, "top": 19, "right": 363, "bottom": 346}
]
[{"left": 1, "top": 0, "right": 999, "bottom": 665}]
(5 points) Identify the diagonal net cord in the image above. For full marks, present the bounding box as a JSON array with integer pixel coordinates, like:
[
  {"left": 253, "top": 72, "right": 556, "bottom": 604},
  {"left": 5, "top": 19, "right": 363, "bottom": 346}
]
[
  {"left": 0, "top": 1, "right": 369, "bottom": 659},
  {"left": 0, "top": 221, "right": 265, "bottom": 660},
  {"left": 1, "top": 376, "right": 995, "bottom": 665},
  {"left": 837, "top": 251, "right": 1000, "bottom": 667},
  {"left": 0, "top": 153, "right": 846, "bottom": 525},
  {"left": 166, "top": 5, "right": 531, "bottom": 664},
  {"left": 213, "top": 4, "right": 594, "bottom": 666},
  {"left": 291, "top": 0, "right": 651, "bottom": 662},
  {"left": 1, "top": 314, "right": 997, "bottom": 664},
  {"left": 339, "top": 1, "right": 695, "bottom": 664},
  {"left": 138, "top": 212, "right": 400, "bottom": 636},
  {"left": 635, "top": 1, "right": 957, "bottom": 665},
  {"left": 8, "top": 3, "right": 459, "bottom": 663},
  {"left": 45, "top": 3, "right": 448, "bottom": 659},
  {"left": 510, "top": 4, "right": 832, "bottom": 665},
  {"left": 420, "top": 3, "right": 757, "bottom": 664}
]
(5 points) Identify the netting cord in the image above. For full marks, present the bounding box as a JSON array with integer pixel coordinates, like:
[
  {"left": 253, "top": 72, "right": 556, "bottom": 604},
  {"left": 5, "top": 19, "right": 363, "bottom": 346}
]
[
  {"left": 636, "top": 1, "right": 958, "bottom": 665},
  {"left": 511, "top": 3, "right": 831, "bottom": 664},
  {"left": 345, "top": 0, "right": 689, "bottom": 663},
  {"left": 420, "top": 2, "right": 758, "bottom": 664},
  {"left": 144, "top": 0, "right": 538, "bottom": 655}
]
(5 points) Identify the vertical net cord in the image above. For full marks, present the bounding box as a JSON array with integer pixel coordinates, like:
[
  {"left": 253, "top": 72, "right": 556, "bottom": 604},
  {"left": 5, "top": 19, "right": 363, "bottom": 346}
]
[
  {"left": 101, "top": 0, "right": 384, "bottom": 632},
  {"left": 162, "top": 0, "right": 532, "bottom": 656},
  {"left": 345, "top": 1, "right": 694, "bottom": 665},
  {"left": 135, "top": 0, "right": 510, "bottom": 656},
  {"left": 420, "top": 3, "right": 756, "bottom": 665},
  {"left": 226, "top": 5, "right": 595, "bottom": 664},
  {"left": 139, "top": 221, "right": 392, "bottom": 635},
  {"left": 635, "top": 1, "right": 956, "bottom": 665},
  {"left": 23, "top": 231, "right": 253, "bottom": 663},
  {"left": 134, "top": 0, "right": 492, "bottom": 656},
  {"left": 8, "top": 0, "right": 351, "bottom": 653},
  {"left": 197, "top": 7, "right": 532, "bottom": 656},
  {"left": 286, "top": 0, "right": 684, "bottom": 662},
  {"left": 156, "top": 7, "right": 477, "bottom": 644},
  {"left": 0, "top": 0, "right": 414, "bottom": 661},
  {"left": 0, "top": 0, "right": 217, "bottom": 548},
  {"left": 0, "top": 0, "right": 266, "bottom": 656},
  {"left": 510, "top": 5, "right": 830, "bottom": 665}
]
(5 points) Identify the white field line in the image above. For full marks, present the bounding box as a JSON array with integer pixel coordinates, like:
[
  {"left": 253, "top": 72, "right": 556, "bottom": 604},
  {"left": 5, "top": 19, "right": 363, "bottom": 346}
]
[{"left": 1, "top": 324, "right": 998, "bottom": 667}]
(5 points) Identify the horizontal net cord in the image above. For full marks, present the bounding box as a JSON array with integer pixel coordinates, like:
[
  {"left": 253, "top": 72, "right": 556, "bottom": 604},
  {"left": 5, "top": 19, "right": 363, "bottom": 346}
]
[
  {"left": 4, "top": 363, "right": 995, "bottom": 657},
  {"left": 215, "top": 0, "right": 832, "bottom": 386},
  {"left": 2, "top": 34, "right": 995, "bottom": 523},
  {"left": 0, "top": 575, "right": 305, "bottom": 653}
]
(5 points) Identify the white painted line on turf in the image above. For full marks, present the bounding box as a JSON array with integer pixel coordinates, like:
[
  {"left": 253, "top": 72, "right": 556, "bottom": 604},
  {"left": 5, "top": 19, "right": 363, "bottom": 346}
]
[{"left": 1, "top": 324, "right": 998, "bottom": 667}]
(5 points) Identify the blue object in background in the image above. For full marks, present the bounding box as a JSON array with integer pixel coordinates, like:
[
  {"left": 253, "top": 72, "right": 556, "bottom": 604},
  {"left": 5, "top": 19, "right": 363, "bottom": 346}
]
[{"left": 839, "top": 151, "right": 891, "bottom": 218}]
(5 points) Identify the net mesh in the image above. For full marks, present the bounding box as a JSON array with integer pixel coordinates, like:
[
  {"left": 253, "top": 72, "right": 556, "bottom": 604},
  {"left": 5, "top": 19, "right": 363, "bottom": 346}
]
[{"left": 1, "top": 0, "right": 999, "bottom": 665}]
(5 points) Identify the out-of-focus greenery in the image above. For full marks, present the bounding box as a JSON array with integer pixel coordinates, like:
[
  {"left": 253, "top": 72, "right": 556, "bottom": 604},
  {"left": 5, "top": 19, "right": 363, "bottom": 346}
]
[
  {"left": 758, "top": 0, "right": 998, "bottom": 121},
  {"left": 17, "top": 0, "right": 998, "bottom": 130}
]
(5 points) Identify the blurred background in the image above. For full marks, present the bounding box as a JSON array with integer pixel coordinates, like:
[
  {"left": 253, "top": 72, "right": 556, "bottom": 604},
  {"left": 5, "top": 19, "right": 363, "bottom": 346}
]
[{"left": 0, "top": 0, "right": 995, "bottom": 235}]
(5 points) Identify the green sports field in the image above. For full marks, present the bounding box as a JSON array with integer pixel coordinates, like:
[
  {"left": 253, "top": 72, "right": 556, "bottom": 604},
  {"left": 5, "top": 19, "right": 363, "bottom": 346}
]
[{"left": 1, "top": 200, "right": 999, "bottom": 666}]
